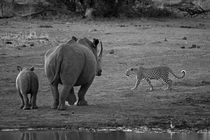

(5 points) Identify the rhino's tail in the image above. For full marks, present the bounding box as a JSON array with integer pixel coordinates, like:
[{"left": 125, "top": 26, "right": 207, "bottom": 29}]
[{"left": 51, "top": 49, "right": 63, "bottom": 85}]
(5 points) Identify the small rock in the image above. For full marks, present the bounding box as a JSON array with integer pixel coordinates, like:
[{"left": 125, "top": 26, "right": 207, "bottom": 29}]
[
  {"left": 182, "top": 37, "right": 187, "bottom": 40},
  {"left": 39, "top": 25, "right": 53, "bottom": 28},
  {"left": 30, "top": 43, "right": 34, "bottom": 47},
  {"left": 119, "top": 24, "right": 127, "bottom": 27},
  {"left": 21, "top": 44, "right": 27, "bottom": 47},
  {"left": 109, "top": 49, "right": 115, "bottom": 54},
  {"left": 89, "top": 29, "right": 98, "bottom": 32},
  {"left": 201, "top": 80, "right": 210, "bottom": 85},
  {"left": 6, "top": 41, "right": 12, "bottom": 44},
  {"left": 105, "top": 32, "right": 111, "bottom": 35},
  {"left": 198, "top": 23, "right": 205, "bottom": 27},
  {"left": 0, "top": 53, "right": 7, "bottom": 55},
  {"left": 189, "top": 44, "right": 197, "bottom": 49},
  {"left": 16, "top": 44, "right": 27, "bottom": 48},
  {"left": 164, "top": 38, "right": 167, "bottom": 41},
  {"left": 60, "top": 113, "right": 70, "bottom": 116},
  {"left": 181, "top": 46, "right": 185, "bottom": 49}
]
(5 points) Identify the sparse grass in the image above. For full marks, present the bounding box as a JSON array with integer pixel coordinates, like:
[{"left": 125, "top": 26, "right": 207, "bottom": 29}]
[{"left": 0, "top": 17, "right": 210, "bottom": 130}]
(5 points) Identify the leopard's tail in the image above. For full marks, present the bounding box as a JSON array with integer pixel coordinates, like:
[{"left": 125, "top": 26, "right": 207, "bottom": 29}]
[{"left": 170, "top": 69, "right": 186, "bottom": 79}]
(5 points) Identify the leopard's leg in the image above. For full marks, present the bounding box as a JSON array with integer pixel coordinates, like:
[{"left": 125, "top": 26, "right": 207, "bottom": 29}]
[
  {"left": 163, "top": 78, "right": 172, "bottom": 90},
  {"left": 145, "top": 78, "right": 153, "bottom": 91},
  {"left": 131, "top": 79, "right": 140, "bottom": 90},
  {"left": 167, "top": 79, "right": 172, "bottom": 90}
]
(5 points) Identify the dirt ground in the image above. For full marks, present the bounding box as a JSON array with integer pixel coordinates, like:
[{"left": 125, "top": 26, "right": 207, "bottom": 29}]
[{"left": 0, "top": 17, "right": 210, "bottom": 131}]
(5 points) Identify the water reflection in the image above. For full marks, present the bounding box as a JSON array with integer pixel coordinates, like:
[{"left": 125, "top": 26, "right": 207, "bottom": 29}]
[{"left": 0, "top": 130, "right": 210, "bottom": 140}]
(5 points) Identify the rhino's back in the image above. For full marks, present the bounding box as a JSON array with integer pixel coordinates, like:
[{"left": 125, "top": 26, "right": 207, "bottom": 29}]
[
  {"left": 74, "top": 44, "right": 97, "bottom": 85},
  {"left": 44, "top": 43, "right": 96, "bottom": 85},
  {"left": 60, "top": 43, "right": 97, "bottom": 85}
]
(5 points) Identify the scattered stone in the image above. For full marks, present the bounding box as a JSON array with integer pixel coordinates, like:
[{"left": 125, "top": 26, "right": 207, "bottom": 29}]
[
  {"left": 89, "top": 29, "right": 98, "bottom": 32},
  {"left": 201, "top": 80, "right": 210, "bottom": 85},
  {"left": 109, "top": 49, "right": 115, "bottom": 54},
  {"left": 39, "top": 25, "right": 53, "bottom": 28},
  {"left": 17, "top": 44, "right": 27, "bottom": 48},
  {"left": 0, "top": 53, "right": 7, "bottom": 55},
  {"left": 21, "top": 44, "right": 27, "bottom": 47},
  {"left": 60, "top": 113, "right": 70, "bottom": 116},
  {"left": 119, "top": 24, "right": 128, "bottom": 27},
  {"left": 164, "top": 38, "right": 167, "bottom": 42},
  {"left": 5, "top": 41, "right": 12, "bottom": 44},
  {"left": 182, "top": 37, "right": 187, "bottom": 40},
  {"left": 185, "top": 97, "right": 194, "bottom": 104},
  {"left": 151, "top": 41, "right": 162, "bottom": 44},
  {"left": 197, "top": 23, "right": 205, "bottom": 28},
  {"left": 180, "top": 25, "right": 194, "bottom": 29},
  {"left": 189, "top": 44, "right": 197, "bottom": 49},
  {"left": 30, "top": 43, "right": 34, "bottom": 47}
]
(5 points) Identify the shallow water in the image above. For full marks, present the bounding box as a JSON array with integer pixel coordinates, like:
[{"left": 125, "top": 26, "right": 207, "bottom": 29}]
[{"left": 0, "top": 130, "right": 210, "bottom": 140}]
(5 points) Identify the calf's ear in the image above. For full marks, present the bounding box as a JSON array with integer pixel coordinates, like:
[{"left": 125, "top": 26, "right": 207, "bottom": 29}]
[
  {"left": 93, "top": 38, "right": 99, "bottom": 48},
  {"left": 30, "top": 67, "right": 34, "bottom": 71},
  {"left": 17, "top": 66, "right": 22, "bottom": 72}
]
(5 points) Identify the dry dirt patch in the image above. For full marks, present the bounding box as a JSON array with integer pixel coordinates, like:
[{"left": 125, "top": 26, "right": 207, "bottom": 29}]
[{"left": 0, "top": 18, "right": 210, "bottom": 130}]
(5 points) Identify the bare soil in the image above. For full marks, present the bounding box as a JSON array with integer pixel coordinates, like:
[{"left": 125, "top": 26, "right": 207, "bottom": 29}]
[{"left": 0, "top": 17, "right": 210, "bottom": 130}]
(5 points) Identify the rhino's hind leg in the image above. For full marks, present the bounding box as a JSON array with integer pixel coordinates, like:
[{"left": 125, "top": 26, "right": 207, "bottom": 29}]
[
  {"left": 66, "top": 88, "right": 76, "bottom": 105},
  {"left": 22, "top": 93, "right": 30, "bottom": 110},
  {"left": 30, "top": 91, "right": 38, "bottom": 109},
  {"left": 50, "top": 84, "right": 59, "bottom": 109},
  {"left": 18, "top": 90, "right": 24, "bottom": 109},
  {"left": 58, "top": 85, "right": 73, "bottom": 110},
  {"left": 77, "top": 82, "right": 92, "bottom": 106}
]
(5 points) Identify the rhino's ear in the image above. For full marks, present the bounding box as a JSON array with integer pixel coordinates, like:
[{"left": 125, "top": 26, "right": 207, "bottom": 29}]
[
  {"left": 93, "top": 38, "right": 99, "bottom": 48},
  {"left": 17, "top": 66, "right": 22, "bottom": 72},
  {"left": 30, "top": 67, "right": 34, "bottom": 71}
]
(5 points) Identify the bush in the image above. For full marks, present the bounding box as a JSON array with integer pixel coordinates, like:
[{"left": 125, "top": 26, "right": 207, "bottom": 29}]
[
  {"left": 92, "top": 0, "right": 173, "bottom": 18},
  {"left": 94, "top": 0, "right": 118, "bottom": 17}
]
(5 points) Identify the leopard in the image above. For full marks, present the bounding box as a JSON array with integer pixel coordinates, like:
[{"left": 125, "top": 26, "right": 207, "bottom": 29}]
[{"left": 125, "top": 66, "right": 186, "bottom": 91}]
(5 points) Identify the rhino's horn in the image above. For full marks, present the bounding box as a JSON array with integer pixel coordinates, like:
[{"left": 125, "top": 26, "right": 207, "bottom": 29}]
[{"left": 98, "top": 41, "right": 103, "bottom": 57}]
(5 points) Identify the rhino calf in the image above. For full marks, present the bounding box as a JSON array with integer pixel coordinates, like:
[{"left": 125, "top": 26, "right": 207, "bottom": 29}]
[{"left": 16, "top": 66, "right": 39, "bottom": 110}]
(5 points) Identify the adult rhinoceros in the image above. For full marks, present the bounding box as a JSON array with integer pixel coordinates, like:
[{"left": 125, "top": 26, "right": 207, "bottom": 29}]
[{"left": 44, "top": 37, "right": 103, "bottom": 110}]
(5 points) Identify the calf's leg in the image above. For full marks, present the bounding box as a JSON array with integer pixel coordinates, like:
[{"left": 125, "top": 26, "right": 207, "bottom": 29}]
[
  {"left": 31, "top": 91, "right": 38, "bottom": 109},
  {"left": 22, "top": 92, "right": 30, "bottom": 110}
]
